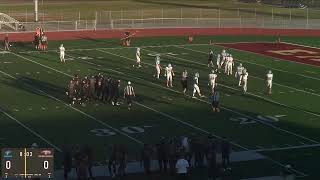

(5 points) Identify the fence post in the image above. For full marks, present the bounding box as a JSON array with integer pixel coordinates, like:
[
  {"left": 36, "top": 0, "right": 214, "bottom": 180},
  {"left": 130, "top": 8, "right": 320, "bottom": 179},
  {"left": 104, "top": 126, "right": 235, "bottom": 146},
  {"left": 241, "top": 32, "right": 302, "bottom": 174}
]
[
  {"left": 121, "top": 9, "right": 123, "bottom": 24},
  {"left": 306, "top": 8, "right": 309, "bottom": 29},
  {"left": 75, "top": 21, "right": 78, "bottom": 30},
  {"left": 289, "top": 8, "right": 292, "bottom": 21},
  {"left": 25, "top": 8, "right": 28, "bottom": 22},
  {"left": 272, "top": 8, "right": 274, "bottom": 21},
  {"left": 95, "top": 11, "right": 98, "bottom": 24},
  {"left": 58, "top": 21, "right": 60, "bottom": 31},
  {"left": 219, "top": 8, "right": 221, "bottom": 28},
  {"left": 180, "top": 8, "right": 183, "bottom": 24},
  {"left": 200, "top": 8, "right": 202, "bottom": 18},
  {"left": 255, "top": 8, "right": 257, "bottom": 18},
  {"left": 162, "top": 8, "right": 164, "bottom": 24},
  {"left": 237, "top": 8, "right": 240, "bottom": 17},
  {"left": 86, "top": 20, "right": 88, "bottom": 29},
  {"left": 78, "top": 11, "right": 81, "bottom": 22},
  {"left": 240, "top": 16, "right": 242, "bottom": 28}
]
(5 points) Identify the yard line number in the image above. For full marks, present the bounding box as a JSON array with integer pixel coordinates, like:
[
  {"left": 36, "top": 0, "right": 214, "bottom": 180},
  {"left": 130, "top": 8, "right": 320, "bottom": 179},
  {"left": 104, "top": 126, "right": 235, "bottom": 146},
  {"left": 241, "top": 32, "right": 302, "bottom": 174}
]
[
  {"left": 230, "top": 115, "right": 280, "bottom": 125},
  {"left": 90, "top": 126, "right": 149, "bottom": 137}
]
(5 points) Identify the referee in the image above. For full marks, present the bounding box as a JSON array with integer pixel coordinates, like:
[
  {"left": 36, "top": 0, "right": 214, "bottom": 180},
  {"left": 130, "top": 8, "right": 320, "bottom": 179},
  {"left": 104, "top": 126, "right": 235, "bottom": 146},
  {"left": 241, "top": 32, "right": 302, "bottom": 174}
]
[
  {"left": 124, "top": 81, "right": 135, "bottom": 110},
  {"left": 181, "top": 69, "right": 188, "bottom": 94}
]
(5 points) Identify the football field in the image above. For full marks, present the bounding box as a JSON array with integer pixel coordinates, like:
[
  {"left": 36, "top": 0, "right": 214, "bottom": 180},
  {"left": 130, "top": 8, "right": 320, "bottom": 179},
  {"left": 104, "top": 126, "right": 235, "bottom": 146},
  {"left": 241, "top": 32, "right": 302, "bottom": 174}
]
[{"left": 0, "top": 35, "right": 320, "bottom": 179}]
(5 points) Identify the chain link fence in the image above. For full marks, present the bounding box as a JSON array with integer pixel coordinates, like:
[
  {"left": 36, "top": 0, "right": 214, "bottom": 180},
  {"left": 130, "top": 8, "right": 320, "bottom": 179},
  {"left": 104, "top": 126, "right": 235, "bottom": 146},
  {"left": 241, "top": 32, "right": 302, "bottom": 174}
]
[{"left": 1, "top": 7, "right": 320, "bottom": 32}]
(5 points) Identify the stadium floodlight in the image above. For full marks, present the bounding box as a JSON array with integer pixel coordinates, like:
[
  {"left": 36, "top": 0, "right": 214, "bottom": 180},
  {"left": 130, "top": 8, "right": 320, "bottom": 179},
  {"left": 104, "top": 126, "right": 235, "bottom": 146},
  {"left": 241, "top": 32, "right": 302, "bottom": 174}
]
[{"left": 34, "top": 0, "right": 38, "bottom": 22}]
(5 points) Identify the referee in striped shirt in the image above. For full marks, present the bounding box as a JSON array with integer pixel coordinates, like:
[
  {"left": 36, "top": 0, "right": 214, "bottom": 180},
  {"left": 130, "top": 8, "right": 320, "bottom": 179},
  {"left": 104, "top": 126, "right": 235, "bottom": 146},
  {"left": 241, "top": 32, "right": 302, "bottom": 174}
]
[{"left": 124, "top": 81, "right": 135, "bottom": 110}]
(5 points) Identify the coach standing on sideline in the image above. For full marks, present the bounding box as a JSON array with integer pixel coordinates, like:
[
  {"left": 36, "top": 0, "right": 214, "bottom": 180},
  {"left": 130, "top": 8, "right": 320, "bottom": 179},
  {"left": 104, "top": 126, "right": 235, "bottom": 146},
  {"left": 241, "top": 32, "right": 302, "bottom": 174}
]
[
  {"left": 4, "top": 34, "right": 10, "bottom": 51},
  {"left": 124, "top": 81, "right": 135, "bottom": 110}
]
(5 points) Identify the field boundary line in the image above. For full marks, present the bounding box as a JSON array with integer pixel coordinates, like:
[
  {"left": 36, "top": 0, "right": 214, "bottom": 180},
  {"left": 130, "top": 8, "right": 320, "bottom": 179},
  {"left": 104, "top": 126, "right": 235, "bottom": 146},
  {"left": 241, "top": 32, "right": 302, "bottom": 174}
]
[
  {"left": 0, "top": 70, "right": 63, "bottom": 152},
  {"left": 7, "top": 52, "right": 144, "bottom": 146},
  {"left": 252, "top": 143, "right": 320, "bottom": 152},
  {"left": 98, "top": 48, "right": 320, "bottom": 144},
  {"left": 17, "top": 43, "right": 209, "bottom": 54},
  {"left": 179, "top": 46, "right": 320, "bottom": 81},
  {"left": 142, "top": 47, "right": 320, "bottom": 117}
]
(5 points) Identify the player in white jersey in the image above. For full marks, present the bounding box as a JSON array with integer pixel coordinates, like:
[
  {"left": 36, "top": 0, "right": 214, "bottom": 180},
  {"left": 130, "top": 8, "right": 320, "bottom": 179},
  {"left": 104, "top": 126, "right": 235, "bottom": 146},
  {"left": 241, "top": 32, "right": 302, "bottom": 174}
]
[
  {"left": 192, "top": 72, "right": 204, "bottom": 98},
  {"left": 216, "top": 54, "right": 221, "bottom": 70},
  {"left": 235, "top": 63, "right": 244, "bottom": 86},
  {"left": 208, "top": 69, "right": 218, "bottom": 93},
  {"left": 155, "top": 55, "right": 162, "bottom": 79},
  {"left": 242, "top": 69, "right": 248, "bottom": 93},
  {"left": 134, "top": 47, "right": 141, "bottom": 68},
  {"left": 208, "top": 50, "right": 214, "bottom": 67},
  {"left": 59, "top": 44, "right": 65, "bottom": 63},
  {"left": 226, "top": 55, "right": 234, "bottom": 75},
  {"left": 221, "top": 49, "right": 227, "bottom": 67},
  {"left": 266, "top": 70, "right": 273, "bottom": 95},
  {"left": 165, "top": 63, "right": 175, "bottom": 87}
]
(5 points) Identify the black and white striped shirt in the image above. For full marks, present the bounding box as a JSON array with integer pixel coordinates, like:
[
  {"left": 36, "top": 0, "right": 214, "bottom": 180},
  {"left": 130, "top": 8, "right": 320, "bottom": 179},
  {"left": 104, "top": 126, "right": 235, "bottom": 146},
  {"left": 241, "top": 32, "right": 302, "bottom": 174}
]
[{"left": 124, "top": 85, "right": 135, "bottom": 96}]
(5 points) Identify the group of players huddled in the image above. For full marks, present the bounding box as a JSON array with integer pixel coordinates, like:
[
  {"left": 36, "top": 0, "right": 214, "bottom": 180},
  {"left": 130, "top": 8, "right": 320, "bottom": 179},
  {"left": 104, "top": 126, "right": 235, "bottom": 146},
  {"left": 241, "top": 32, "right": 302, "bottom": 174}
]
[{"left": 66, "top": 73, "right": 135, "bottom": 110}]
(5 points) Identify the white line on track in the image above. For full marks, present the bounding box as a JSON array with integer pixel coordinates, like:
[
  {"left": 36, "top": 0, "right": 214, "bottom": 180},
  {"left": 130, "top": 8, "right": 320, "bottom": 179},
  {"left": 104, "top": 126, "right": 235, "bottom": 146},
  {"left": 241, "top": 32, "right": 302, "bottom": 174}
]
[
  {"left": 4, "top": 52, "right": 144, "bottom": 146},
  {"left": 97, "top": 49, "right": 320, "bottom": 144},
  {"left": 177, "top": 46, "right": 320, "bottom": 92}
]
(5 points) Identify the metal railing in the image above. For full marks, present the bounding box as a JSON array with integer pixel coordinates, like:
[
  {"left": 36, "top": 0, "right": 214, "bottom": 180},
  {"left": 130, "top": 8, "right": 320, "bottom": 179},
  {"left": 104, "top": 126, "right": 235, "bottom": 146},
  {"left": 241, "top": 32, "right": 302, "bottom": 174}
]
[{"left": 1, "top": 7, "right": 320, "bottom": 32}]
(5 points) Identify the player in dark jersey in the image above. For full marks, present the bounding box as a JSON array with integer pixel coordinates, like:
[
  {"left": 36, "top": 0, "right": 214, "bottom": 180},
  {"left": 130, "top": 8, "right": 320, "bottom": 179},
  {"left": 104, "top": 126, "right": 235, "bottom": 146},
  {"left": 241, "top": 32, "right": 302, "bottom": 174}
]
[
  {"left": 110, "top": 79, "right": 121, "bottom": 106},
  {"left": 81, "top": 76, "right": 90, "bottom": 102},
  {"left": 141, "top": 144, "right": 153, "bottom": 175},
  {"left": 67, "top": 79, "right": 76, "bottom": 105},
  {"left": 89, "top": 75, "right": 96, "bottom": 100},
  {"left": 102, "top": 76, "right": 111, "bottom": 102}
]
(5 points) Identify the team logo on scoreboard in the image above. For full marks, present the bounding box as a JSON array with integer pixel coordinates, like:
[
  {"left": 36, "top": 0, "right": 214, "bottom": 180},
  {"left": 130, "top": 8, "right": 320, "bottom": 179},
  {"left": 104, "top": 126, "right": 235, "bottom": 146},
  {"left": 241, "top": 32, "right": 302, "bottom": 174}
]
[
  {"left": 38, "top": 150, "right": 53, "bottom": 158},
  {"left": 3, "top": 150, "right": 13, "bottom": 158}
]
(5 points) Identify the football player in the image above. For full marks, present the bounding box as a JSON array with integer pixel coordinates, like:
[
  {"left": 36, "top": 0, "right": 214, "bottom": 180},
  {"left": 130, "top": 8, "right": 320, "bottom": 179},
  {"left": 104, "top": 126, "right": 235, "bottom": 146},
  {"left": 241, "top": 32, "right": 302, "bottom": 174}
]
[
  {"left": 181, "top": 69, "right": 188, "bottom": 94},
  {"left": 226, "top": 54, "right": 234, "bottom": 76},
  {"left": 134, "top": 47, "right": 142, "bottom": 68},
  {"left": 266, "top": 70, "right": 273, "bottom": 95},
  {"left": 208, "top": 69, "right": 218, "bottom": 93},
  {"left": 192, "top": 72, "right": 204, "bottom": 98},
  {"left": 216, "top": 54, "right": 221, "bottom": 70},
  {"left": 165, "top": 63, "right": 175, "bottom": 87},
  {"left": 155, "top": 55, "right": 162, "bottom": 79},
  {"left": 242, "top": 69, "right": 248, "bottom": 93},
  {"left": 89, "top": 75, "right": 96, "bottom": 100},
  {"left": 235, "top": 63, "right": 244, "bottom": 86},
  {"left": 59, "top": 44, "right": 65, "bottom": 63},
  {"left": 67, "top": 78, "right": 76, "bottom": 105},
  {"left": 221, "top": 49, "right": 227, "bottom": 67},
  {"left": 208, "top": 50, "right": 214, "bottom": 67}
]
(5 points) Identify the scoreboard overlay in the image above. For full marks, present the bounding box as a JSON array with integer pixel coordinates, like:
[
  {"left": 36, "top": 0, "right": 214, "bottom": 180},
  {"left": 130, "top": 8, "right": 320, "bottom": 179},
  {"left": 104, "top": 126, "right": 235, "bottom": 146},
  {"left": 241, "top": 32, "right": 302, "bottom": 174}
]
[{"left": 1, "top": 148, "right": 54, "bottom": 179}]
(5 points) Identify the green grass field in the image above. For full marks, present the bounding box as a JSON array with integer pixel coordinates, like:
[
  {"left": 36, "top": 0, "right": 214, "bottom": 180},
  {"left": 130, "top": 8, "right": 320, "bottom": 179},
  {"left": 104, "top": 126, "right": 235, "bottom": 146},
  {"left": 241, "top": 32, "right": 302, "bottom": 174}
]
[{"left": 0, "top": 35, "right": 320, "bottom": 179}]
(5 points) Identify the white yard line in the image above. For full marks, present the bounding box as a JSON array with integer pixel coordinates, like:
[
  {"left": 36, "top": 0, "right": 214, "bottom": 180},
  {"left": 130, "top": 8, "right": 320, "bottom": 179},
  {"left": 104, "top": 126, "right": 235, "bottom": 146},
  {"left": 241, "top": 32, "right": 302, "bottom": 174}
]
[
  {"left": 177, "top": 46, "right": 320, "bottom": 93},
  {"left": 97, "top": 49, "right": 320, "bottom": 144},
  {"left": 4, "top": 52, "right": 144, "bottom": 146},
  {"left": 0, "top": 70, "right": 62, "bottom": 152},
  {"left": 18, "top": 43, "right": 209, "bottom": 54},
  {"left": 253, "top": 143, "right": 320, "bottom": 152}
]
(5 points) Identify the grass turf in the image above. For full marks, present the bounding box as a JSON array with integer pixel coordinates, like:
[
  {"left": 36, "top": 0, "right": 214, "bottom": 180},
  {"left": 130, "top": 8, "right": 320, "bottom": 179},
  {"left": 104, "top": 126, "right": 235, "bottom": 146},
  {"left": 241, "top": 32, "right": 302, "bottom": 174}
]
[{"left": 0, "top": 35, "right": 319, "bottom": 179}]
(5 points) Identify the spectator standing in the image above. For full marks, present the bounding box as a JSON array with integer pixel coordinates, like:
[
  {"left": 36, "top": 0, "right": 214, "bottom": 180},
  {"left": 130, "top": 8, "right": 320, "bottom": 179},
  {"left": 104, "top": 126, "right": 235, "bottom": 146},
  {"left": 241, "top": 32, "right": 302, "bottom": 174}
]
[
  {"left": 175, "top": 155, "right": 189, "bottom": 180},
  {"left": 63, "top": 145, "right": 72, "bottom": 180},
  {"left": 221, "top": 139, "right": 231, "bottom": 170},
  {"left": 141, "top": 144, "right": 153, "bottom": 175},
  {"left": 211, "top": 89, "right": 220, "bottom": 112}
]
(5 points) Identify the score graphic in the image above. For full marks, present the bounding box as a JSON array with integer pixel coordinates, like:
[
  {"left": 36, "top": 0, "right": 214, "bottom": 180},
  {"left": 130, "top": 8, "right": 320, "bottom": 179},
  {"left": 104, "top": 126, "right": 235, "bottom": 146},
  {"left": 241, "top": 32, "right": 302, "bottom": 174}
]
[{"left": 1, "top": 148, "right": 54, "bottom": 179}]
